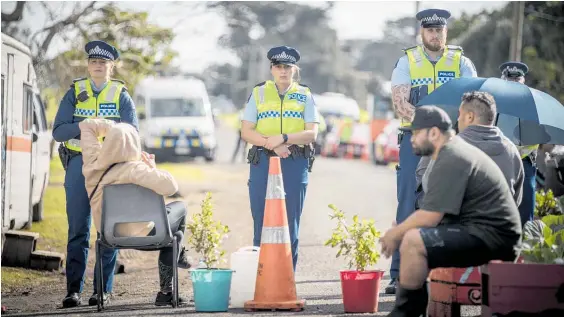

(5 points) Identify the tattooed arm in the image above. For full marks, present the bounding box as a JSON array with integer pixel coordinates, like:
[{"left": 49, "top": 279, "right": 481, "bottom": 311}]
[
  {"left": 392, "top": 85, "right": 415, "bottom": 123},
  {"left": 390, "top": 56, "right": 415, "bottom": 122}
]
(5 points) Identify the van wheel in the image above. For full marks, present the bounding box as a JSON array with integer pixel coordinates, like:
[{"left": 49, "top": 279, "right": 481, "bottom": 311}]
[
  {"left": 205, "top": 149, "right": 216, "bottom": 163},
  {"left": 33, "top": 199, "right": 44, "bottom": 222}
]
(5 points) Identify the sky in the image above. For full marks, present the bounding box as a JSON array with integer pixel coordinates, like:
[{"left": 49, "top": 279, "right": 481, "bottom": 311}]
[{"left": 2, "top": 1, "right": 507, "bottom": 73}]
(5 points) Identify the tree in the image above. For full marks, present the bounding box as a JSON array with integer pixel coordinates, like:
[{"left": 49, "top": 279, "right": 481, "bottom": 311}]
[
  {"left": 2, "top": 2, "right": 177, "bottom": 99},
  {"left": 207, "top": 1, "right": 351, "bottom": 106}
]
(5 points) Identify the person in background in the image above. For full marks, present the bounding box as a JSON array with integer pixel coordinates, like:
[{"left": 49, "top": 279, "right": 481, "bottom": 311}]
[
  {"left": 52, "top": 40, "right": 138, "bottom": 308},
  {"left": 500, "top": 61, "right": 538, "bottom": 225},
  {"left": 387, "top": 7, "right": 478, "bottom": 294},
  {"left": 231, "top": 108, "right": 248, "bottom": 163}
]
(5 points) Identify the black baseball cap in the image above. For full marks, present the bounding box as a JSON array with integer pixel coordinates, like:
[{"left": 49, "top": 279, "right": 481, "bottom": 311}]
[{"left": 399, "top": 106, "right": 452, "bottom": 132}]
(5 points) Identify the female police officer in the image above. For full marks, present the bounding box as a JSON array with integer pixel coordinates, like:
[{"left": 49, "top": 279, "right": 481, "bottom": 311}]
[
  {"left": 241, "top": 46, "right": 319, "bottom": 271},
  {"left": 52, "top": 40, "right": 138, "bottom": 308}
]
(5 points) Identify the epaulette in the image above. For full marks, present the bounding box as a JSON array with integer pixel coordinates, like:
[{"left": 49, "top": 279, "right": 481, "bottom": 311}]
[
  {"left": 446, "top": 44, "right": 464, "bottom": 53},
  {"left": 298, "top": 83, "right": 309, "bottom": 88},
  {"left": 110, "top": 78, "right": 126, "bottom": 85},
  {"left": 254, "top": 81, "right": 266, "bottom": 87},
  {"left": 402, "top": 45, "right": 418, "bottom": 53},
  {"left": 70, "top": 77, "right": 87, "bottom": 88}
]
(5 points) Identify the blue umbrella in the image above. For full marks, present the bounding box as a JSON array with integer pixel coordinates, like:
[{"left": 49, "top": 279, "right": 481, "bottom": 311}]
[{"left": 416, "top": 77, "right": 564, "bottom": 145}]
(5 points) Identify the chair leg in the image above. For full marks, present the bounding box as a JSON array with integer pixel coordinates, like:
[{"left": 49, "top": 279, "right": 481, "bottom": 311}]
[
  {"left": 96, "top": 239, "right": 104, "bottom": 312},
  {"left": 172, "top": 235, "right": 179, "bottom": 308}
]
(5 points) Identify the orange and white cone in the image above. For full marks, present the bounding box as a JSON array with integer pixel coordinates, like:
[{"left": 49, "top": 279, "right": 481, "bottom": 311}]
[{"left": 244, "top": 157, "right": 305, "bottom": 312}]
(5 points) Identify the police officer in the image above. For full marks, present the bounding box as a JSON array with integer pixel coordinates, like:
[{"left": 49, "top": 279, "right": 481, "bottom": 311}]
[
  {"left": 52, "top": 40, "right": 138, "bottom": 308},
  {"left": 241, "top": 46, "right": 319, "bottom": 271},
  {"left": 500, "top": 61, "right": 537, "bottom": 226},
  {"left": 387, "top": 8, "right": 478, "bottom": 294}
]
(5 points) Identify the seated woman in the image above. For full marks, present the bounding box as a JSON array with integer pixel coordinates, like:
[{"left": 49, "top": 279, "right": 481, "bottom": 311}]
[{"left": 79, "top": 118, "right": 190, "bottom": 306}]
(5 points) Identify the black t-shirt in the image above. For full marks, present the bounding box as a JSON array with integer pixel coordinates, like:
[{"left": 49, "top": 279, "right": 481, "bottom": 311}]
[{"left": 420, "top": 136, "right": 522, "bottom": 250}]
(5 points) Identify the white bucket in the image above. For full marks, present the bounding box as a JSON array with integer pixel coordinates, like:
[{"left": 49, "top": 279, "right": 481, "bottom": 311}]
[{"left": 229, "top": 246, "right": 260, "bottom": 308}]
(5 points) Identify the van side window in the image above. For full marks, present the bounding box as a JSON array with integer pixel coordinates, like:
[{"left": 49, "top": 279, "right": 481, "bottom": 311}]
[
  {"left": 33, "top": 94, "right": 48, "bottom": 131},
  {"left": 23, "top": 84, "right": 33, "bottom": 133}
]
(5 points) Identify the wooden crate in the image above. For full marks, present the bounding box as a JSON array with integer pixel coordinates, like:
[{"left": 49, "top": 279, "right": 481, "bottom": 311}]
[{"left": 428, "top": 267, "right": 482, "bottom": 317}]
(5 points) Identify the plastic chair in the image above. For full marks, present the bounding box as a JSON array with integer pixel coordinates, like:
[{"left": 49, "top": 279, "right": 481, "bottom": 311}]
[{"left": 95, "top": 184, "right": 181, "bottom": 311}]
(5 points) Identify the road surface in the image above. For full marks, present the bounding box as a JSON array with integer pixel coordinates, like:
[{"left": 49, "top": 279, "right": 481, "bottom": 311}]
[{"left": 2, "top": 122, "right": 479, "bottom": 316}]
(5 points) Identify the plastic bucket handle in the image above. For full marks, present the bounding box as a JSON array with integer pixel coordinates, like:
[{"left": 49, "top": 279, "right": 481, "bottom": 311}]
[{"left": 237, "top": 246, "right": 260, "bottom": 252}]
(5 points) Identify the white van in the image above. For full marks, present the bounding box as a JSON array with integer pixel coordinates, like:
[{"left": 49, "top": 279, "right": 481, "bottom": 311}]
[
  {"left": 1, "top": 33, "right": 51, "bottom": 233},
  {"left": 135, "top": 76, "right": 217, "bottom": 162}
]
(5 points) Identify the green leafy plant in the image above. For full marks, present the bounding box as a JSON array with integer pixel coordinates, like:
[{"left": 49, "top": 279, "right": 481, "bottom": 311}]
[
  {"left": 324, "top": 204, "right": 381, "bottom": 271},
  {"left": 185, "top": 192, "right": 230, "bottom": 269},
  {"left": 518, "top": 215, "right": 564, "bottom": 264},
  {"left": 535, "top": 189, "right": 562, "bottom": 218}
]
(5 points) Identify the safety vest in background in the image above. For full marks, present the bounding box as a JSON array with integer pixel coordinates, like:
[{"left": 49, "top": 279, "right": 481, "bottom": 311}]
[
  {"left": 64, "top": 78, "right": 124, "bottom": 152},
  {"left": 404, "top": 45, "right": 463, "bottom": 127},
  {"left": 519, "top": 144, "right": 540, "bottom": 159},
  {"left": 318, "top": 110, "right": 327, "bottom": 133},
  {"left": 253, "top": 80, "right": 310, "bottom": 136},
  {"left": 339, "top": 118, "right": 354, "bottom": 143}
]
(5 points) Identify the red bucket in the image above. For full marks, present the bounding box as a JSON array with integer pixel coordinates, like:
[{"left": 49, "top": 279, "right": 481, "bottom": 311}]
[{"left": 340, "top": 270, "right": 384, "bottom": 313}]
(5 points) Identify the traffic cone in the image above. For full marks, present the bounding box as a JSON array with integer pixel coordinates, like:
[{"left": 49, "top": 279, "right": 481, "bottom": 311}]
[
  {"left": 244, "top": 157, "right": 305, "bottom": 312},
  {"left": 361, "top": 145, "right": 369, "bottom": 161},
  {"left": 346, "top": 144, "right": 354, "bottom": 159}
]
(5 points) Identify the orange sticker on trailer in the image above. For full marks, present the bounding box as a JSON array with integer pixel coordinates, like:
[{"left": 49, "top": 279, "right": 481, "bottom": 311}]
[{"left": 7, "top": 136, "right": 32, "bottom": 153}]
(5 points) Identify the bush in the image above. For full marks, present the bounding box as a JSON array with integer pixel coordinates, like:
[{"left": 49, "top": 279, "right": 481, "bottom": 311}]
[
  {"left": 324, "top": 204, "right": 381, "bottom": 271},
  {"left": 185, "top": 192, "right": 230, "bottom": 269}
]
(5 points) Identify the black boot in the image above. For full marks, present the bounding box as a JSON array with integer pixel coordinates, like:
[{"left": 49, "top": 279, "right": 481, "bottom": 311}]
[
  {"left": 385, "top": 278, "right": 398, "bottom": 294},
  {"left": 62, "top": 292, "right": 81, "bottom": 308},
  {"left": 88, "top": 292, "right": 110, "bottom": 306},
  {"left": 388, "top": 283, "right": 428, "bottom": 317}
]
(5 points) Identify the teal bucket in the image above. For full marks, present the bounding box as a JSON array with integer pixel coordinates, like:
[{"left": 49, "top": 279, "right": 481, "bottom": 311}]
[{"left": 191, "top": 269, "right": 234, "bottom": 312}]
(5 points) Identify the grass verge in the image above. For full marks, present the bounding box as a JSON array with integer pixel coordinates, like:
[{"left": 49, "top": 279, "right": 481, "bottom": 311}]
[{"left": 1, "top": 267, "right": 60, "bottom": 292}]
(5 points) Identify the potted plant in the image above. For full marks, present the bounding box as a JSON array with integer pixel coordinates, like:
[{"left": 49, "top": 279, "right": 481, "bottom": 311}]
[
  {"left": 185, "top": 192, "right": 232, "bottom": 312},
  {"left": 324, "top": 204, "right": 383, "bottom": 313},
  {"left": 481, "top": 215, "right": 564, "bottom": 316},
  {"left": 534, "top": 189, "right": 563, "bottom": 218}
]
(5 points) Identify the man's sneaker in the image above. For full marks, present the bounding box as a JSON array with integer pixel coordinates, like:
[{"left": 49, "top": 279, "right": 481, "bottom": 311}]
[
  {"left": 155, "top": 291, "right": 186, "bottom": 306},
  {"left": 178, "top": 247, "right": 192, "bottom": 269},
  {"left": 385, "top": 278, "right": 397, "bottom": 295},
  {"left": 62, "top": 292, "right": 81, "bottom": 308},
  {"left": 88, "top": 293, "right": 110, "bottom": 306}
]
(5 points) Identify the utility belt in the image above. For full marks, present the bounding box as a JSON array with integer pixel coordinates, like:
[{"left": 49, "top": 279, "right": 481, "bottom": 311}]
[
  {"left": 58, "top": 142, "right": 81, "bottom": 170},
  {"left": 247, "top": 144, "right": 315, "bottom": 172}
]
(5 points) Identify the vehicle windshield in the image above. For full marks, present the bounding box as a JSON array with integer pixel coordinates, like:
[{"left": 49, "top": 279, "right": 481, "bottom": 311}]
[{"left": 150, "top": 98, "right": 206, "bottom": 117}]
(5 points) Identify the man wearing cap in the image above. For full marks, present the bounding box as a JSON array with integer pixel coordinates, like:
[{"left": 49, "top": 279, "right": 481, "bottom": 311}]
[
  {"left": 241, "top": 46, "right": 319, "bottom": 271},
  {"left": 500, "top": 61, "right": 538, "bottom": 226},
  {"left": 387, "top": 8, "right": 478, "bottom": 294},
  {"left": 380, "top": 106, "right": 522, "bottom": 316},
  {"left": 52, "top": 40, "right": 138, "bottom": 308}
]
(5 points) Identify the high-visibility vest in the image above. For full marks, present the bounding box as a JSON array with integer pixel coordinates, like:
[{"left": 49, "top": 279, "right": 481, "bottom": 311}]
[
  {"left": 403, "top": 45, "right": 463, "bottom": 127},
  {"left": 519, "top": 144, "right": 539, "bottom": 159},
  {"left": 64, "top": 78, "right": 124, "bottom": 152},
  {"left": 253, "top": 80, "right": 310, "bottom": 136}
]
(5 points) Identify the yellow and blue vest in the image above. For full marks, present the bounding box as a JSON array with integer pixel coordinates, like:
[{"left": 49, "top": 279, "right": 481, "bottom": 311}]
[
  {"left": 403, "top": 45, "right": 463, "bottom": 127},
  {"left": 519, "top": 144, "right": 539, "bottom": 160},
  {"left": 64, "top": 78, "right": 124, "bottom": 152},
  {"left": 253, "top": 80, "right": 310, "bottom": 136}
]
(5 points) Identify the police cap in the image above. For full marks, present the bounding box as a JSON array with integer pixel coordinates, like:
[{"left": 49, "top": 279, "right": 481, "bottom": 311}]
[
  {"left": 416, "top": 9, "right": 451, "bottom": 28},
  {"left": 85, "top": 40, "right": 119, "bottom": 61},
  {"left": 499, "top": 61, "right": 529, "bottom": 78},
  {"left": 267, "top": 46, "right": 300, "bottom": 65}
]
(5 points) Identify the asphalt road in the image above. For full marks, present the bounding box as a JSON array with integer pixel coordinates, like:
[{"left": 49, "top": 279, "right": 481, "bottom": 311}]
[{"left": 3, "top": 122, "right": 480, "bottom": 316}]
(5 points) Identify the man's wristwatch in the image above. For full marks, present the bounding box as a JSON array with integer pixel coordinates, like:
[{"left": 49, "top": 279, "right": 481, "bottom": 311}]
[{"left": 282, "top": 133, "right": 288, "bottom": 144}]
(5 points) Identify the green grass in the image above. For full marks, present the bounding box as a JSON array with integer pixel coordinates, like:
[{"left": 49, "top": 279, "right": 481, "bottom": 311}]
[
  {"left": 49, "top": 156, "right": 65, "bottom": 184},
  {"left": 1, "top": 267, "right": 59, "bottom": 291},
  {"left": 158, "top": 163, "right": 206, "bottom": 182}
]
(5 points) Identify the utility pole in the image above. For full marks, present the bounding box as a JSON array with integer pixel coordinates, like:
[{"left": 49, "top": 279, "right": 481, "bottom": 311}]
[{"left": 509, "top": 1, "right": 525, "bottom": 61}]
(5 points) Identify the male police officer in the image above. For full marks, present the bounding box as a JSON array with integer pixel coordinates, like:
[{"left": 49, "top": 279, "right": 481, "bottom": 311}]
[
  {"left": 387, "top": 8, "right": 478, "bottom": 294},
  {"left": 52, "top": 40, "right": 138, "bottom": 308},
  {"left": 500, "top": 61, "right": 537, "bottom": 226}
]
